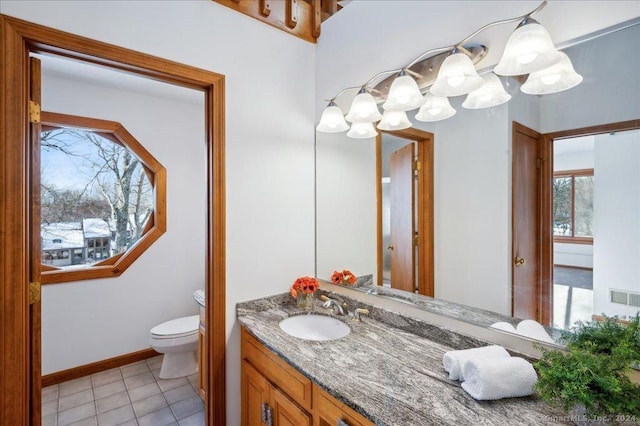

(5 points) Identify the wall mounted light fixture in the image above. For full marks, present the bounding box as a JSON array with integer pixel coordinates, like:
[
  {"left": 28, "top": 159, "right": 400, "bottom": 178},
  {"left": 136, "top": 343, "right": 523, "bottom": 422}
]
[
  {"left": 317, "top": 1, "right": 582, "bottom": 138},
  {"left": 520, "top": 51, "right": 583, "bottom": 95}
]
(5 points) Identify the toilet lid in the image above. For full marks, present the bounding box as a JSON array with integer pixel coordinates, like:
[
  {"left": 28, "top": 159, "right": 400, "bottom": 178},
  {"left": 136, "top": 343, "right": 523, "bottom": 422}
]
[{"left": 151, "top": 315, "right": 199, "bottom": 338}]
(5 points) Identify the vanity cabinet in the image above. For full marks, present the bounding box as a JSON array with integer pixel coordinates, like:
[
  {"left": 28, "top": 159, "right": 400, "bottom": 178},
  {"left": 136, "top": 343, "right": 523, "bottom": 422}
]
[{"left": 241, "top": 327, "right": 373, "bottom": 426}]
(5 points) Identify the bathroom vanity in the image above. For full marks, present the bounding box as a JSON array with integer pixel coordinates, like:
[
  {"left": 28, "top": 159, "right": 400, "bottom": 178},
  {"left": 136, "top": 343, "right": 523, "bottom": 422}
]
[{"left": 237, "top": 292, "right": 569, "bottom": 426}]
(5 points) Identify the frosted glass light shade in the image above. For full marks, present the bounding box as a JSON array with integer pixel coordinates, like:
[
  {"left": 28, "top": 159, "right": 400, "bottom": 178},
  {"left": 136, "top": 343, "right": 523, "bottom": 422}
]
[
  {"left": 521, "top": 52, "right": 583, "bottom": 95},
  {"left": 494, "top": 20, "right": 562, "bottom": 76},
  {"left": 316, "top": 103, "right": 349, "bottom": 132},
  {"left": 347, "top": 122, "right": 378, "bottom": 139},
  {"left": 430, "top": 52, "right": 484, "bottom": 97},
  {"left": 462, "top": 73, "right": 512, "bottom": 109},
  {"left": 345, "top": 88, "right": 382, "bottom": 123},
  {"left": 415, "top": 93, "right": 456, "bottom": 122},
  {"left": 382, "top": 73, "right": 426, "bottom": 112},
  {"left": 377, "top": 110, "right": 412, "bottom": 131}
]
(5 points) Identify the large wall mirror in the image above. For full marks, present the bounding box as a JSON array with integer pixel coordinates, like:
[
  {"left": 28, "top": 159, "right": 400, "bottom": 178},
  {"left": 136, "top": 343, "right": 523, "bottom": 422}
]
[{"left": 316, "top": 20, "right": 640, "bottom": 345}]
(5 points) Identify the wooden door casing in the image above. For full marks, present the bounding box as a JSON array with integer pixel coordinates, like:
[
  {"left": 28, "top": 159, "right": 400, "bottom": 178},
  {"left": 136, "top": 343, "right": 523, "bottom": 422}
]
[
  {"left": 389, "top": 143, "right": 415, "bottom": 293},
  {"left": 28, "top": 56, "right": 43, "bottom": 426},
  {"left": 512, "top": 122, "right": 542, "bottom": 321}
]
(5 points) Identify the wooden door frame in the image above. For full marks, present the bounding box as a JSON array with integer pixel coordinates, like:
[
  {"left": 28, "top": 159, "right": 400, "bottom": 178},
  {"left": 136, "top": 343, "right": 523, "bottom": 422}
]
[
  {"left": 0, "top": 15, "right": 226, "bottom": 425},
  {"left": 376, "top": 128, "right": 434, "bottom": 297},
  {"left": 539, "top": 118, "right": 640, "bottom": 327}
]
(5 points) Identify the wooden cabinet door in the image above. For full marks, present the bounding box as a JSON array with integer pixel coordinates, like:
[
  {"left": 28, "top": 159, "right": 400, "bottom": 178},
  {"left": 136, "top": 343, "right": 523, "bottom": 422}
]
[
  {"left": 242, "top": 361, "right": 271, "bottom": 426},
  {"left": 272, "top": 388, "right": 311, "bottom": 426}
]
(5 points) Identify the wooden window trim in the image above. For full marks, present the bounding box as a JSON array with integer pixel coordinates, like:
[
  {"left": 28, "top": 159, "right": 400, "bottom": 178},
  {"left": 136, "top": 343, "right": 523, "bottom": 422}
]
[
  {"left": 40, "top": 112, "right": 167, "bottom": 284},
  {"left": 553, "top": 168, "right": 594, "bottom": 245}
]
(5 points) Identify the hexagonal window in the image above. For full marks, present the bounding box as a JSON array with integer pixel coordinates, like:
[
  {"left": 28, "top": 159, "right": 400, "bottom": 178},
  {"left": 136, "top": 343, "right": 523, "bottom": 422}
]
[{"left": 40, "top": 111, "right": 166, "bottom": 284}]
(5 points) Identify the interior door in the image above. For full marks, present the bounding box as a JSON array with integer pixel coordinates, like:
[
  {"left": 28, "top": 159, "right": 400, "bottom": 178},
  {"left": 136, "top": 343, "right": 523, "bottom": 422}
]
[
  {"left": 512, "top": 122, "right": 542, "bottom": 320},
  {"left": 28, "top": 56, "right": 43, "bottom": 426},
  {"left": 389, "top": 143, "right": 415, "bottom": 293}
]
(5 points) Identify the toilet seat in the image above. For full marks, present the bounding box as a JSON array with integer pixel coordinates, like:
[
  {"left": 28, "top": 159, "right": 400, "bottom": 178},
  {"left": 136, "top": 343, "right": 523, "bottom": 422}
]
[{"left": 150, "top": 315, "right": 199, "bottom": 339}]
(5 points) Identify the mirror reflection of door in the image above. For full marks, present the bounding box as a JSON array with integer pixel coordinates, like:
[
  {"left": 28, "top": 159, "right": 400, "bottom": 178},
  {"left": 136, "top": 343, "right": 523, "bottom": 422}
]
[
  {"left": 377, "top": 128, "right": 434, "bottom": 296},
  {"left": 512, "top": 122, "right": 542, "bottom": 321},
  {"left": 388, "top": 142, "right": 415, "bottom": 292}
]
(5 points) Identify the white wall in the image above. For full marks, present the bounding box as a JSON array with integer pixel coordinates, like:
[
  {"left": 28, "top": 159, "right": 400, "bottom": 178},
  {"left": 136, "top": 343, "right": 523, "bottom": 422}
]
[
  {"left": 316, "top": 132, "right": 377, "bottom": 281},
  {"left": 593, "top": 131, "right": 640, "bottom": 318},
  {"left": 554, "top": 243, "right": 594, "bottom": 269},
  {"left": 39, "top": 73, "right": 206, "bottom": 375},
  {"left": 554, "top": 151, "right": 595, "bottom": 171},
  {"left": 427, "top": 98, "right": 511, "bottom": 314},
  {"left": 1, "top": 1, "right": 316, "bottom": 422},
  {"left": 540, "top": 23, "right": 640, "bottom": 133}
]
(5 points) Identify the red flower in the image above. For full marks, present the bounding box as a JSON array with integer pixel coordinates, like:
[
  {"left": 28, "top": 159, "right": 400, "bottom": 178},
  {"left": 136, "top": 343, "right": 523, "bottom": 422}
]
[
  {"left": 290, "top": 276, "right": 319, "bottom": 298},
  {"left": 331, "top": 269, "right": 357, "bottom": 285}
]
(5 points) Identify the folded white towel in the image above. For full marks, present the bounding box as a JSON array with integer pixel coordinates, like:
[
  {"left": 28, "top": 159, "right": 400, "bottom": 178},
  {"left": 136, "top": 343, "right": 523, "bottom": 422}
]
[
  {"left": 516, "top": 319, "right": 554, "bottom": 344},
  {"left": 461, "top": 357, "right": 538, "bottom": 400},
  {"left": 490, "top": 321, "right": 517, "bottom": 333},
  {"left": 442, "top": 345, "right": 510, "bottom": 381}
]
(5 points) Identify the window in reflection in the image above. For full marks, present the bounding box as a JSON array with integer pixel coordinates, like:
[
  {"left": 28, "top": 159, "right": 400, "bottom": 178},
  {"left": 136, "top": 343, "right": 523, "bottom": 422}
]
[{"left": 553, "top": 171, "right": 594, "bottom": 239}]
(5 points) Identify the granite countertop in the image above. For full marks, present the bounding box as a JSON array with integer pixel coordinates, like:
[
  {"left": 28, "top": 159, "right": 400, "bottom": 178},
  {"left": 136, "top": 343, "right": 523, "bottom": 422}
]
[{"left": 237, "top": 292, "right": 570, "bottom": 426}]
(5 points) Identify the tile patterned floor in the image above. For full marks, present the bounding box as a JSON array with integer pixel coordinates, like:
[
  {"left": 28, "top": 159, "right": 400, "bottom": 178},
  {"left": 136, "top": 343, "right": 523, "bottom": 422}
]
[{"left": 42, "top": 356, "right": 204, "bottom": 426}]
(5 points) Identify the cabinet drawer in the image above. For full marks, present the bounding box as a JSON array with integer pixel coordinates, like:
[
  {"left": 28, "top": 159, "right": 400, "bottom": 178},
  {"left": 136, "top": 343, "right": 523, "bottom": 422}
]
[
  {"left": 241, "top": 327, "right": 313, "bottom": 412},
  {"left": 314, "top": 384, "right": 373, "bottom": 426}
]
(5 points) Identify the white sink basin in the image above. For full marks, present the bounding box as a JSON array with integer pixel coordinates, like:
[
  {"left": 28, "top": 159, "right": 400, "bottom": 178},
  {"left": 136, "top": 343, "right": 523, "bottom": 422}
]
[{"left": 279, "top": 315, "right": 351, "bottom": 341}]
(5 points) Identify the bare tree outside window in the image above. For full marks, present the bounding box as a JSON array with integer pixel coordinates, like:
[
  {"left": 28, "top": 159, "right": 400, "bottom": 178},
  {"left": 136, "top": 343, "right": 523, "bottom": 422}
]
[
  {"left": 553, "top": 171, "right": 594, "bottom": 240},
  {"left": 41, "top": 127, "right": 153, "bottom": 268}
]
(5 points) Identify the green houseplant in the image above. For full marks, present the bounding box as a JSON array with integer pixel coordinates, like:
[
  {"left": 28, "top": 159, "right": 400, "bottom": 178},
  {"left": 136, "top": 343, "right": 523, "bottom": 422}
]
[{"left": 534, "top": 314, "right": 640, "bottom": 422}]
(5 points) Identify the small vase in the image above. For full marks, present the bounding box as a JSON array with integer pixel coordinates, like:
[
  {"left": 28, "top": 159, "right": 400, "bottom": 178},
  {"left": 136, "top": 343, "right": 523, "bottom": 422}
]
[{"left": 297, "top": 292, "right": 315, "bottom": 311}]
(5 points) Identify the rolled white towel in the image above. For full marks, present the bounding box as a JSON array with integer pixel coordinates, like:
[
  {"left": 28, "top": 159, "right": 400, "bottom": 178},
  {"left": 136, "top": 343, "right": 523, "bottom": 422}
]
[
  {"left": 490, "top": 321, "right": 517, "bottom": 333},
  {"left": 442, "top": 345, "right": 510, "bottom": 381},
  {"left": 516, "top": 319, "right": 554, "bottom": 344},
  {"left": 461, "top": 357, "right": 538, "bottom": 400}
]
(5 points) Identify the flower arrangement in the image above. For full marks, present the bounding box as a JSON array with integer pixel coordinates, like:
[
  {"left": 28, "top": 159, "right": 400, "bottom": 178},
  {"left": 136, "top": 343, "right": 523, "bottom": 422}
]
[
  {"left": 330, "top": 269, "right": 357, "bottom": 286},
  {"left": 290, "top": 276, "right": 319, "bottom": 299}
]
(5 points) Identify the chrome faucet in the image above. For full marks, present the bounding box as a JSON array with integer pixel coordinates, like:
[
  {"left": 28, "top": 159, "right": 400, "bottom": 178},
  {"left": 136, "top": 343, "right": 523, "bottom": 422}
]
[
  {"left": 320, "top": 295, "right": 348, "bottom": 316},
  {"left": 352, "top": 307, "right": 369, "bottom": 321}
]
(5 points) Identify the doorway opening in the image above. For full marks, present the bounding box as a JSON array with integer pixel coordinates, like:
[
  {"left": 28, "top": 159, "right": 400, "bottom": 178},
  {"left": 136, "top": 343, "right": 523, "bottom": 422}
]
[
  {"left": 547, "top": 124, "right": 640, "bottom": 330},
  {"left": 0, "top": 15, "right": 225, "bottom": 425}
]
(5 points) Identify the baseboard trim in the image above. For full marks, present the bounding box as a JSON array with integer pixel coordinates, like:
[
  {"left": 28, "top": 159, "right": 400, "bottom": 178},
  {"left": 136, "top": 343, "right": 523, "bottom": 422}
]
[
  {"left": 42, "top": 348, "right": 159, "bottom": 388},
  {"left": 554, "top": 264, "right": 593, "bottom": 271}
]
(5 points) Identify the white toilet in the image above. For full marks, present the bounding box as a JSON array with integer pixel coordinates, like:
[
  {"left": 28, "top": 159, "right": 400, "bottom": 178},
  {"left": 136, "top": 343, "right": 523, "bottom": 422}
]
[{"left": 149, "top": 315, "right": 199, "bottom": 379}]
